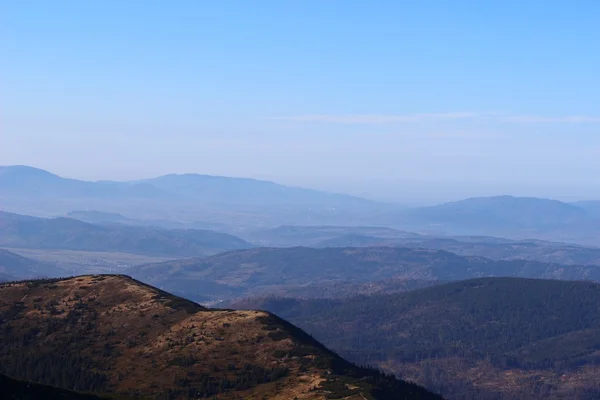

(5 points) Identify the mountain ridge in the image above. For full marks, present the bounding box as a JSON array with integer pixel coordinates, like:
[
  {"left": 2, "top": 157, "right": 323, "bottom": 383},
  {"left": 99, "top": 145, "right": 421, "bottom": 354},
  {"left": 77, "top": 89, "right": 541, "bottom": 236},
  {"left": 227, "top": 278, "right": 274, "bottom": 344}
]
[
  {"left": 0, "top": 210, "right": 253, "bottom": 258},
  {"left": 126, "top": 246, "right": 600, "bottom": 303}
]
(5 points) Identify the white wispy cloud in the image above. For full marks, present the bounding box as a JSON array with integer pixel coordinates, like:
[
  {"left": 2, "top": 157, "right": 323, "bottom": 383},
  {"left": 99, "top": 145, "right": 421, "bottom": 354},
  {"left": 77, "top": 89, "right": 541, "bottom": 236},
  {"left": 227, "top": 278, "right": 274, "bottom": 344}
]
[
  {"left": 268, "top": 113, "right": 600, "bottom": 124},
  {"left": 503, "top": 115, "right": 600, "bottom": 123},
  {"left": 268, "top": 112, "right": 478, "bottom": 124}
]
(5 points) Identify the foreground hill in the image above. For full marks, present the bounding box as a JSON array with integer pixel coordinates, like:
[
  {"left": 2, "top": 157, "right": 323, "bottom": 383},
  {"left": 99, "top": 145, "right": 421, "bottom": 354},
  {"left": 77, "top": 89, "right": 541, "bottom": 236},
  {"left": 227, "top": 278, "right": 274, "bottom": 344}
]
[
  {"left": 233, "top": 278, "right": 600, "bottom": 399},
  {"left": 127, "top": 246, "right": 600, "bottom": 302},
  {"left": 0, "top": 248, "right": 62, "bottom": 279},
  {"left": 0, "top": 210, "right": 252, "bottom": 257},
  {"left": 0, "top": 275, "right": 440, "bottom": 400}
]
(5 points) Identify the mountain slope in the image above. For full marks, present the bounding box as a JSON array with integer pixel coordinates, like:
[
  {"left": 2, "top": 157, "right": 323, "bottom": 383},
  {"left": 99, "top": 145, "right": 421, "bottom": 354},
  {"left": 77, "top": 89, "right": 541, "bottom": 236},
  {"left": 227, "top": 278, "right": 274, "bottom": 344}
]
[
  {"left": 0, "top": 248, "right": 62, "bottom": 279},
  {"left": 0, "top": 211, "right": 253, "bottom": 257},
  {"left": 138, "top": 173, "right": 377, "bottom": 209},
  {"left": 0, "top": 275, "right": 440, "bottom": 400},
  {"left": 127, "top": 246, "right": 600, "bottom": 302},
  {"left": 0, "top": 272, "right": 17, "bottom": 282},
  {"left": 572, "top": 200, "right": 600, "bottom": 218},
  {"left": 233, "top": 278, "right": 600, "bottom": 400}
]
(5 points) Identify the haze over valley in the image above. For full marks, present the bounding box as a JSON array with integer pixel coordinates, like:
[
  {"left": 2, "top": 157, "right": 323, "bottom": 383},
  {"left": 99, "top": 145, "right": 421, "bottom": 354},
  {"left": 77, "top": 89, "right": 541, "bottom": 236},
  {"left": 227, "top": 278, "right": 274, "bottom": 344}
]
[{"left": 3, "top": 1, "right": 600, "bottom": 399}]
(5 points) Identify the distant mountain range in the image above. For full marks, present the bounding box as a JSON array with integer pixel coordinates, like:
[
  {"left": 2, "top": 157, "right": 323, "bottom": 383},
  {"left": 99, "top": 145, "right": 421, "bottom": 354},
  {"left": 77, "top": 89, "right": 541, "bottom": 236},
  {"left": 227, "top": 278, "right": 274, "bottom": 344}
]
[
  {"left": 388, "top": 195, "right": 600, "bottom": 245},
  {"left": 0, "top": 165, "right": 169, "bottom": 199},
  {"left": 233, "top": 278, "right": 600, "bottom": 400},
  {"left": 0, "top": 210, "right": 253, "bottom": 258},
  {"left": 4, "top": 165, "right": 600, "bottom": 245},
  {"left": 127, "top": 246, "right": 600, "bottom": 302},
  {"left": 0, "top": 166, "right": 382, "bottom": 227}
]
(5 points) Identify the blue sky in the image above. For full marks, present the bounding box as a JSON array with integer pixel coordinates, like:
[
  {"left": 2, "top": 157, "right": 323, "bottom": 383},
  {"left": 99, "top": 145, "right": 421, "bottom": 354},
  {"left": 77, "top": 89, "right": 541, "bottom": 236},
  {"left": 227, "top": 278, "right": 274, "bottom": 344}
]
[{"left": 2, "top": 1, "right": 600, "bottom": 203}]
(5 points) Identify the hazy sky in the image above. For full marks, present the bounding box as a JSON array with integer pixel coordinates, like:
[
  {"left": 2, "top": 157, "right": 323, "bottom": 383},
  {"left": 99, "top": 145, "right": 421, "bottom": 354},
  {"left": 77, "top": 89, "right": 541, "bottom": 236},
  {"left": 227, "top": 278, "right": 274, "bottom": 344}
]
[{"left": 3, "top": 1, "right": 600, "bottom": 203}]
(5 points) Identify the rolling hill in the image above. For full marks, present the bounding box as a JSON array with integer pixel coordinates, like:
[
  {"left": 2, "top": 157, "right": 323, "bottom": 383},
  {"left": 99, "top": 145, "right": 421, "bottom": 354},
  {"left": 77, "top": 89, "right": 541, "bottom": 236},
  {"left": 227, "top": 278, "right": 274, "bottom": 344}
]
[
  {"left": 233, "top": 278, "right": 600, "bottom": 400},
  {"left": 0, "top": 275, "right": 441, "bottom": 400},
  {"left": 66, "top": 210, "right": 229, "bottom": 231},
  {"left": 248, "top": 225, "right": 600, "bottom": 266},
  {"left": 246, "top": 225, "right": 419, "bottom": 247},
  {"left": 313, "top": 235, "right": 600, "bottom": 266},
  {"left": 127, "top": 246, "right": 600, "bottom": 303},
  {"left": 0, "top": 210, "right": 253, "bottom": 257}
]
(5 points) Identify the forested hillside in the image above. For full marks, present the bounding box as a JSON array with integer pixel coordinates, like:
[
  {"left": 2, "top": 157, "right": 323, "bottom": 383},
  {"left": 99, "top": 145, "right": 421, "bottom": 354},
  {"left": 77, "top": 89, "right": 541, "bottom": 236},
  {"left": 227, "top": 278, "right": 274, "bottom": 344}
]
[
  {"left": 128, "top": 246, "right": 600, "bottom": 302},
  {"left": 233, "top": 278, "right": 600, "bottom": 399},
  {"left": 0, "top": 210, "right": 252, "bottom": 257}
]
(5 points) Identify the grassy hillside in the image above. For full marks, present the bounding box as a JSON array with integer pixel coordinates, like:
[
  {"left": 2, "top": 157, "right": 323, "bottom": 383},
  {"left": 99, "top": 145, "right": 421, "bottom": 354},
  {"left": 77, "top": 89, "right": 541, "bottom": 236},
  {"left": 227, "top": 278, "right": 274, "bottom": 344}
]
[
  {"left": 233, "top": 278, "right": 600, "bottom": 399},
  {"left": 127, "top": 246, "right": 600, "bottom": 302},
  {"left": 0, "top": 275, "right": 441, "bottom": 400},
  {"left": 0, "top": 210, "right": 253, "bottom": 257}
]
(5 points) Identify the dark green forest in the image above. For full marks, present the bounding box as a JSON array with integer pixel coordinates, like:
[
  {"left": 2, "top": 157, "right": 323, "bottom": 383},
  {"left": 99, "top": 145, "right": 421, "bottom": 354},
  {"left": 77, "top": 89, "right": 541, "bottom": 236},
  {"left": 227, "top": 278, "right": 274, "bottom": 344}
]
[{"left": 238, "top": 277, "right": 600, "bottom": 399}]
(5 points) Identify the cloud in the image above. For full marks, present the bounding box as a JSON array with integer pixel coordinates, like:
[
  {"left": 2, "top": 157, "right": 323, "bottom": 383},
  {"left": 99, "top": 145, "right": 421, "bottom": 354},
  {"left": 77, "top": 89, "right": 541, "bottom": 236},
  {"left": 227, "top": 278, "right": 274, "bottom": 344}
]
[
  {"left": 267, "top": 112, "right": 479, "bottom": 124},
  {"left": 502, "top": 115, "right": 600, "bottom": 123},
  {"left": 268, "top": 113, "right": 600, "bottom": 124}
]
